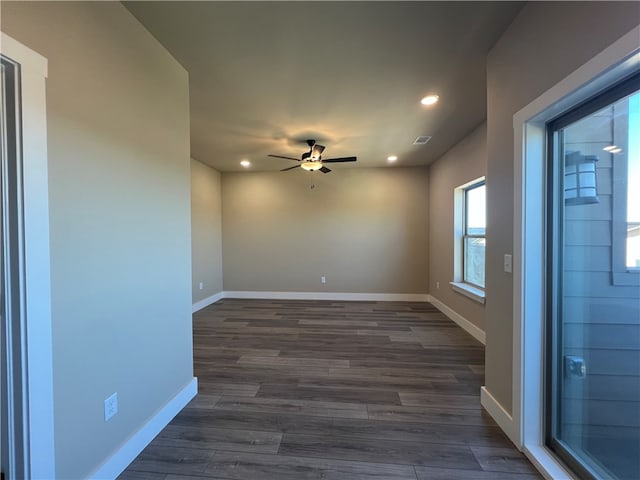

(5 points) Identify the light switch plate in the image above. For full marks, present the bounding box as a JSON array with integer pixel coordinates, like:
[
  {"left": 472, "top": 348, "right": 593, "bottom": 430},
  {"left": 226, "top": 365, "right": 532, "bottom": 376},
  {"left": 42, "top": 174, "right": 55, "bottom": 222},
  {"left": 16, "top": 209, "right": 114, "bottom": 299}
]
[{"left": 504, "top": 254, "right": 513, "bottom": 273}]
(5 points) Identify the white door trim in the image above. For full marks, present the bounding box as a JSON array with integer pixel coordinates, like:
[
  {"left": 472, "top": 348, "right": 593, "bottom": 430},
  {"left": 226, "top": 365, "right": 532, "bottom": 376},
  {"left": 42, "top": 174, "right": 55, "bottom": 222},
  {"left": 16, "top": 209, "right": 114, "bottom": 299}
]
[
  {"left": 1, "top": 32, "right": 54, "bottom": 479},
  {"left": 512, "top": 25, "right": 640, "bottom": 478}
]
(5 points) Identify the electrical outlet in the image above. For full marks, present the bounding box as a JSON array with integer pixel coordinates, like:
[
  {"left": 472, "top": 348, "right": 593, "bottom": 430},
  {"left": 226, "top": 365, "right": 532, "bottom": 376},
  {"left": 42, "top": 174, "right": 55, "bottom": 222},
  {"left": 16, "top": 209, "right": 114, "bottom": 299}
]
[
  {"left": 199, "top": 282, "right": 204, "bottom": 290},
  {"left": 104, "top": 392, "right": 118, "bottom": 422},
  {"left": 436, "top": 281, "right": 440, "bottom": 289},
  {"left": 321, "top": 275, "right": 326, "bottom": 284}
]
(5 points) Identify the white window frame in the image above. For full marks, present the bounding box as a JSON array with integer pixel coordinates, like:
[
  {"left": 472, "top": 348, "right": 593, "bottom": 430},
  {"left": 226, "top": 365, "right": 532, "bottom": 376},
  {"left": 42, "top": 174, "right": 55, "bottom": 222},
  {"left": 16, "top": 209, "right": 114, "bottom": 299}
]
[
  {"left": 451, "top": 177, "right": 486, "bottom": 304},
  {"left": 512, "top": 25, "right": 640, "bottom": 480}
]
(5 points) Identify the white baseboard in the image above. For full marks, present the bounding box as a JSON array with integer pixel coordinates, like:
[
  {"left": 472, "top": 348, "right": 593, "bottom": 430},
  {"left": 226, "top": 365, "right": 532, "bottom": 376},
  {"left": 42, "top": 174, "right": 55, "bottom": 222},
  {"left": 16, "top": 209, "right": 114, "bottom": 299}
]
[
  {"left": 89, "top": 377, "right": 198, "bottom": 480},
  {"left": 481, "top": 386, "right": 517, "bottom": 445},
  {"left": 427, "top": 295, "right": 486, "bottom": 344},
  {"left": 192, "top": 291, "right": 223, "bottom": 312},
  {"left": 222, "top": 291, "right": 430, "bottom": 302}
]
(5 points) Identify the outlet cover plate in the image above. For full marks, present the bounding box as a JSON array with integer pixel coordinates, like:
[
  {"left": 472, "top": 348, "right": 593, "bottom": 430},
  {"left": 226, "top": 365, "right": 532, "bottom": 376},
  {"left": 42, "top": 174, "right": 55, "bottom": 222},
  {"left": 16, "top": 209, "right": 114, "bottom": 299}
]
[{"left": 104, "top": 392, "right": 118, "bottom": 422}]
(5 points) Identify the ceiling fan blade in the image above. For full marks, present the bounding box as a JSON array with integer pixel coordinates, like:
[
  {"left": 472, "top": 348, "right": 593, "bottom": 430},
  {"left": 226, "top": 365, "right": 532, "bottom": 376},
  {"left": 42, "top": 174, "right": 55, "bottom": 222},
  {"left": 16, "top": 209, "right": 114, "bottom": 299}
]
[
  {"left": 321, "top": 156, "right": 357, "bottom": 163},
  {"left": 312, "top": 144, "right": 326, "bottom": 157},
  {"left": 319, "top": 166, "right": 331, "bottom": 173},
  {"left": 268, "top": 154, "right": 300, "bottom": 161},
  {"left": 280, "top": 165, "right": 301, "bottom": 171}
]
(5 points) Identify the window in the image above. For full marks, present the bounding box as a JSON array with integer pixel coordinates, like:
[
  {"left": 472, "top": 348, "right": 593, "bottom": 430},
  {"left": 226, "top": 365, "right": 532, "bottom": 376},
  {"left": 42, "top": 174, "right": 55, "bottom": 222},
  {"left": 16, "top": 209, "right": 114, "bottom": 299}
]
[
  {"left": 452, "top": 178, "right": 486, "bottom": 303},
  {"left": 463, "top": 182, "right": 486, "bottom": 287},
  {"left": 546, "top": 73, "right": 640, "bottom": 480},
  {"left": 612, "top": 89, "right": 640, "bottom": 283}
]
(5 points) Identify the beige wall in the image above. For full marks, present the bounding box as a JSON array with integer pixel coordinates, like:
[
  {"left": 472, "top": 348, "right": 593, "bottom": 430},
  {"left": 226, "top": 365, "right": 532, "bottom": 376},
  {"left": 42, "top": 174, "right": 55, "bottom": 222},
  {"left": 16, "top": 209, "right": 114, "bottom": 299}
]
[
  {"left": 191, "top": 158, "right": 223, "bottom": 302},
  {"left": 222, "top": 167, "right": 429, "bottom": 294},
  {"left": 428, "top": 123, "right": 486, "bottom": 331},
  {"left": 1, "top": 3, "right": 193, "bottom": 478},
  {"left": 485, "top": 2, "right": 640, "bottom": 413}
]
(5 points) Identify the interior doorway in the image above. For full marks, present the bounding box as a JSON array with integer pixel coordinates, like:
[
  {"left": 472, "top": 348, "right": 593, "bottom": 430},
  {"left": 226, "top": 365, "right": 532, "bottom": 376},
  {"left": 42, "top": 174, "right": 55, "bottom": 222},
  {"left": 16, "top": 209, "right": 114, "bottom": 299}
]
[
  {"left": 0, "top": 33, "right": 54, "bottom": 478},
  {"left": 1, "top": 54, "right": 27, "bottom": 480}
]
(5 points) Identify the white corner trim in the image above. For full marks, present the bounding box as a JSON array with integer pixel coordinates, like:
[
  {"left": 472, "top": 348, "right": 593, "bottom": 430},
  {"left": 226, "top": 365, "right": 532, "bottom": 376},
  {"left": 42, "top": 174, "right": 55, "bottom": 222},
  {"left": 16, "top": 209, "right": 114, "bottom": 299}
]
[
  {"left": 449, "top": 282, "right": 486, "bottom": 304},
  {"left": 192, "top": 291, "right": 223, "bottom": 313},
  {"left": 427, "top": 295, "right": 486, "bottom": 345},
  {"left": 89, "top": 377, "right": 197, "bottom": 480},
  {"left": 481, "top": 386, "right": 517, "bottom": 445},
  {"left": 222, "top": 291, "right": 430, "bottom": 302}
]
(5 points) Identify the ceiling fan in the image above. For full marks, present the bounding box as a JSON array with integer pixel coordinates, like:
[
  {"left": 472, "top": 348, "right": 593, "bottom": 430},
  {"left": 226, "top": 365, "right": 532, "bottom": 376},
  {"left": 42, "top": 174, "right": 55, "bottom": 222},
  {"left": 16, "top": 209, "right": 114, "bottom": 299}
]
[{"left": 268, "top": 139, "right": 356, "bottom": 173}]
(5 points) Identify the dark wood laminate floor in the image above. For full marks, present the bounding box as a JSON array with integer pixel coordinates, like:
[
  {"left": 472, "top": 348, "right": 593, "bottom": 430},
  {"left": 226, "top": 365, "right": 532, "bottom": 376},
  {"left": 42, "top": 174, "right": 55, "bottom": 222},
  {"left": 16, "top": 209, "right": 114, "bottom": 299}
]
[{"left": 119, "top": 300, "right": 541, "bottom": 480}]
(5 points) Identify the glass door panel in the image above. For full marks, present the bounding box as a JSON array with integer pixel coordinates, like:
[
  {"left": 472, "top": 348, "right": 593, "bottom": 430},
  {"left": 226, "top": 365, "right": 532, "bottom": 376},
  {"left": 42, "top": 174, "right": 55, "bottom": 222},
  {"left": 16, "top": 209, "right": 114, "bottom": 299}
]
[{"left": 547, "top": 75, "right": 640, "bottom": 480}]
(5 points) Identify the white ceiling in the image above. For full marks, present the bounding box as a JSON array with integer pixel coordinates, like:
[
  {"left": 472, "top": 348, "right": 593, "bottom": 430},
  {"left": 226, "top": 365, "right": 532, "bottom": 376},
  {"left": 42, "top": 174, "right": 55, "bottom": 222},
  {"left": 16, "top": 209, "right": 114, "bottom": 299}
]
[{"left": 124, "top": 1, "right": 523, "bottom": 172}]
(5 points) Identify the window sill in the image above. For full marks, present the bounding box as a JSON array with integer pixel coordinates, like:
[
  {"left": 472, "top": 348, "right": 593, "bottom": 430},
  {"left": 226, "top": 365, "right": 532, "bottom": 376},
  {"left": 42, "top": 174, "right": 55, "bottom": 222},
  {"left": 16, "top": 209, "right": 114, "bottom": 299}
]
[{"left": 450, "top": 282, "right": 486, "bottom": 304}]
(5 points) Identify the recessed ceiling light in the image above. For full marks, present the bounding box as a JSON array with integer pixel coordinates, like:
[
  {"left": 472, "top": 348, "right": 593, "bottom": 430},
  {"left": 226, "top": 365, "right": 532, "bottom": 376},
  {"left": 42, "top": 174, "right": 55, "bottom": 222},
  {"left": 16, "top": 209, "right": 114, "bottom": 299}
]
[
  {"left": 240, "top": 160, "right": 251, "bottom": 167},
  {"left": 387, "top": 155, "right": 398, "bottom": 162},
  {"left": 420, "top": 94, "right": 439, "bottom": 106}
]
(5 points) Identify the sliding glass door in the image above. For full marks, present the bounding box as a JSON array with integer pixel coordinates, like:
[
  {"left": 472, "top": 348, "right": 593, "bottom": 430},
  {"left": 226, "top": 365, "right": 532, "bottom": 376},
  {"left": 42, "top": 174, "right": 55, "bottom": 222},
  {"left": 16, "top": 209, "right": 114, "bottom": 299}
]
[
  {"left": 0, "top": 55, "right": 8, "bottom": 480},
  {"left": 1, "top": 54, "right": 27, "bottom": 480},
  {"left": 546, "top": 74, "right": 640, "bottom": 480}
]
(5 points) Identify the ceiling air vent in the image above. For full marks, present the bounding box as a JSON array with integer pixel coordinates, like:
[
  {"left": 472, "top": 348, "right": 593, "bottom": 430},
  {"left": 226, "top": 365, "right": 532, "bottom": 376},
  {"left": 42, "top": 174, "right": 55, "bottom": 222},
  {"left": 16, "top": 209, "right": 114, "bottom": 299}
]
[{"left": 413, "top": 136, "right": 432, "bottom": 145}]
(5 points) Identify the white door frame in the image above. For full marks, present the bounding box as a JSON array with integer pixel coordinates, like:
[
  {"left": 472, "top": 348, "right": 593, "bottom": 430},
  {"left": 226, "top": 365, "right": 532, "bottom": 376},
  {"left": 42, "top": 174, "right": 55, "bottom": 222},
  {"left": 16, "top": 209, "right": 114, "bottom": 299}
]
[
  {"left": 512, "top": 26, "right": 640, "bottom": 479},
  {"left": 1, "top": 32, "right": 55, "bottom": 479}
]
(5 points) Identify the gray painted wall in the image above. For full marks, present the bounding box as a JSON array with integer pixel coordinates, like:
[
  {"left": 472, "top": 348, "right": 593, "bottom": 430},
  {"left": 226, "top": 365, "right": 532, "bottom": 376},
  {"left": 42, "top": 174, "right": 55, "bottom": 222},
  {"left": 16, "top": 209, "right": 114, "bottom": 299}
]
[
  {"left": 221, "top": 167, "right": 429, "bottom": 294},
  {"left": 428, "top": 123, "right": 487, "bottom": 331},
  {"left": 1, "top": 3, "right": 193, "bottom": 478},
  {"left": 191, "top": 159, "right": 223, "bottom": 302},
  {"left": 485, "top": 1, "right": 640, "bottom": 412}
]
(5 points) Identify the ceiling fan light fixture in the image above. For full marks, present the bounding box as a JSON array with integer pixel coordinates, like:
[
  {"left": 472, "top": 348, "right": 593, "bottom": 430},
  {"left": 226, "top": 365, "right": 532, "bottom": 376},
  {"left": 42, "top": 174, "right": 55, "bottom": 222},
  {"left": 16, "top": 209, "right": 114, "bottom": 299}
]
[
  {"left": 301, "top": 160, "right": 323, "bottom": 171},
  {"left": 269, "top": 139, "right": 356, "bottom": 173}
]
